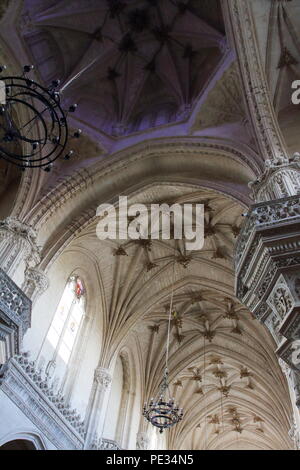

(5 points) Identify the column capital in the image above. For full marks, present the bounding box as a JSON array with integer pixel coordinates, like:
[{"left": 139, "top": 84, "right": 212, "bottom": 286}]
[
  {"left": 136, "top": 431, "right": 150, "bottom": 450},
  {"left": 94, "top": 367, "right": 112, "bottom": 390},
  {"left": 22, "top": 267, "right": 49, "bottom": 301},
  {"left": 0, "top": 217, "right": 41, "bottom": 274},
  {"left": 0, "top": 217, "right": 38, "bottom": 244}
]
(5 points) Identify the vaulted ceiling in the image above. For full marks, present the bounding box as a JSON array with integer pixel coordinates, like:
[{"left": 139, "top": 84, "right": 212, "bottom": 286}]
[
  {"left": 251, "top": 0, "right": 300, "bottom": 155},
  {"left": 0, "top": 1, "right": 295, "bottom": 450},
  {"left": 59, "top": 184, "right": 293, "bottom": 450},
  {"left": 0, "top": 0, "right": 259, "bottom": 192},
  {"left": 22, "top": 0, "right": 225, "bottom": 136}
]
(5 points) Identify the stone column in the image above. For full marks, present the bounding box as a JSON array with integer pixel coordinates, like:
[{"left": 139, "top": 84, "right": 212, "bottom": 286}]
[{"left": 84, "top": 366, "right": 112, "bottom": 449}]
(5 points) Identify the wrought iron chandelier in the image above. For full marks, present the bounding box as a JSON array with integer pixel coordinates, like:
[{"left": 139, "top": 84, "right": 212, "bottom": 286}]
[
  {"left": 143, "top": 368, "right": 183, "bottom": 434},
  {"left": 143, "top": 255, "right": 184, "bottom": 433},
  {"left": 0, "top": 65, "right": 81, "bottom": 170}
]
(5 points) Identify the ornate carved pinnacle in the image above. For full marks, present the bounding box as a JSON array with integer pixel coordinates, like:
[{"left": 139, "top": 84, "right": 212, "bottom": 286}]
[{"left": 248, "top": 152, "right": 300, "bottom": 202}]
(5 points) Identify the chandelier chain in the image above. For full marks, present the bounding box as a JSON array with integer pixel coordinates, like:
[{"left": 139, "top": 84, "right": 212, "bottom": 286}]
[{"left": 165, "top": 246, "right": 176, "bottom": 371}]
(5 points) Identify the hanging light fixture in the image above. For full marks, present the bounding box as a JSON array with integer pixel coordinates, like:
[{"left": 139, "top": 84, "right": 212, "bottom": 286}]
[
  {"left": 0, "top": 65, "right": 81, "bottom": 170},
  {"left": 143, "top": 255, "right": 184, "bottom": 433}
]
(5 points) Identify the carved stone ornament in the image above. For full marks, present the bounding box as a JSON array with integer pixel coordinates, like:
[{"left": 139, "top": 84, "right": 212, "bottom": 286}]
[
  {"left": 267, "top": 276, "right": 294, "bottom": 320},
  {"left": 22, "top": 267, "right": 49, "bottom": 300},
  {"left": 0, "top": 217, "right": 41, "bottom": 271},
  {"left": 249, "top": 153, "right": 300, "bottom": 203},
  {"left": 291, "top": 369, "right": 300, "bottom": 408},
  {"left": 91, "top": 436, "right": 121, "bottom": 450},
  {"left": 136, "top": 432, "right": 150, "bottom": 450},
  {"left": 291, "top": 340, "right": 300, "bottom": 368},
  {"left": 94, "top": 367, "right": 112, "bottom": 389},
  {"left": 0, "top": 217, "right": 38, "bottom": 245},
  {"left": 0, "top": 267, "right": 31, "bottom": 341},
  {"left": 288, "top": 420, "right": 300, "bottom": 450},
  {"left": 0, "top": 354, "right": 85, "bottom": 449}
]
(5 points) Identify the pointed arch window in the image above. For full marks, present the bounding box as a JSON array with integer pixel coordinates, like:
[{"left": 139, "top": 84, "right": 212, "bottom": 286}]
[{"left": 45, "top": 275, "right": 85, "bottom": 378}]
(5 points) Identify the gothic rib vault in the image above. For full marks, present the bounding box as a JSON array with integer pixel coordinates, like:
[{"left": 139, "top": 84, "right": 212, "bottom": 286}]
[
  {"left": 0, "top": 0, "right": 299, "bottom": 451},
  {"left": 23, "top": 184, "right": 294, "bottom": 450}
]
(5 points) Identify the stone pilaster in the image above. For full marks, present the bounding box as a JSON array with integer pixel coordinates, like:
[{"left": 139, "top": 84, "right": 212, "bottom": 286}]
[{"left": 84, "top": 366, "right": 112, "bottom": 449}]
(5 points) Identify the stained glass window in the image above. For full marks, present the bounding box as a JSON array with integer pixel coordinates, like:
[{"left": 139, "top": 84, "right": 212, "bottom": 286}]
[{"left": 45, "top": 275, "right": 85, "bottom": 368}]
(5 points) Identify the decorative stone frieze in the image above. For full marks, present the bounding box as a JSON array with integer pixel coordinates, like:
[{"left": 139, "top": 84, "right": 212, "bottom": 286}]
[
  {"left": 0, "top": 268, "right": 31, "bottom": 362},
  {"left": 91, "top": 436, "right": 121, "bottom": 450},
  {"left": 0, "top": 353, "right": 85, "bottom": 449}
]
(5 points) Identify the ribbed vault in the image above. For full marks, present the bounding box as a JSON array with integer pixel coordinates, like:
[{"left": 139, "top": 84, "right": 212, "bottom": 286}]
[{"left": 41, "top": 182, "right": 294, "bottom": 450}]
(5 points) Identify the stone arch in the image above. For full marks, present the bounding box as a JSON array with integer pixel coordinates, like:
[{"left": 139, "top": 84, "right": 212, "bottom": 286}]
[
  {"left": 0, "top": 431, "right": 47, "bottom": 450},
  {"left": 22, "top": 138, "right": 259, "bottom": 250}
]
